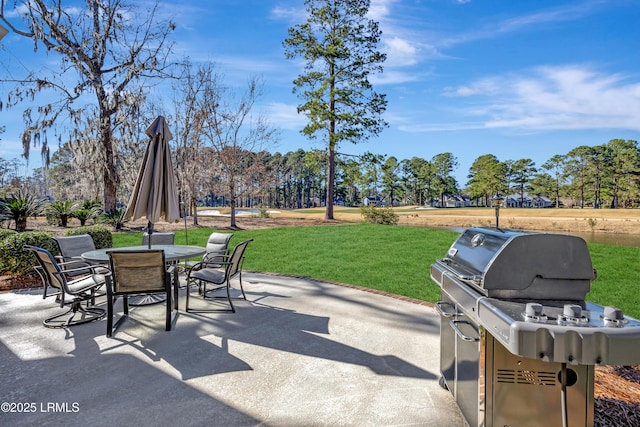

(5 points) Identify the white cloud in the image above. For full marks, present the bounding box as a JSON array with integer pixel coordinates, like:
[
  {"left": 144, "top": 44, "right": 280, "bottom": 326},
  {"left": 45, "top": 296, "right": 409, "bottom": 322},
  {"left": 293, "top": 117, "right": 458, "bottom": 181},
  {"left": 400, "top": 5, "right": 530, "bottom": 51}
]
[
  {"left": 271, "top": 6, "right": 307, "bottom": 22},
  {"left": 368, "top": 0, "right": 398, "bottom": 20},
  {"left": 442, "top": 78, "right": 501, "bottom": 97},
  {"left": 431, "top": 65, "right": 640, "bottom": 133},
  {"left": 382, "top": 36, "right": 417, "bottom": 67},
  {"left": 265, "top": 102, "right": 306, "bottom": 131}
]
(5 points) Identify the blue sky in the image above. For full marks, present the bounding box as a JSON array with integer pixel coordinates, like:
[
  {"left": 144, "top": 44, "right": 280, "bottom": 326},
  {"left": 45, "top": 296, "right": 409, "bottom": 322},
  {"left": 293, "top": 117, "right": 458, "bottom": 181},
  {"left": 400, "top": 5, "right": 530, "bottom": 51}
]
[{"left": 1, "top": 0, "right": 639, "bottom": 187}]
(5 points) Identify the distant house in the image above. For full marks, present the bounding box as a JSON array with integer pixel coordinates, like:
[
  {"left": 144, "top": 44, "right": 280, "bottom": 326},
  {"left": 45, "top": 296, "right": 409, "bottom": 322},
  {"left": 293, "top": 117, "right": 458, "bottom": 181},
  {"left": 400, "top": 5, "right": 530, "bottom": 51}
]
[
  {"left": 531, "top": 195, "right": 553, "bottom": 208},
  {"left": 435, "top": 194, "right": 472, "bottom": 208},
  {"left": 505, "top": 193, "right": 553, "bottom": 208},
  {"left": 362, "top": 195, "right": 385, "bottom": 206}
]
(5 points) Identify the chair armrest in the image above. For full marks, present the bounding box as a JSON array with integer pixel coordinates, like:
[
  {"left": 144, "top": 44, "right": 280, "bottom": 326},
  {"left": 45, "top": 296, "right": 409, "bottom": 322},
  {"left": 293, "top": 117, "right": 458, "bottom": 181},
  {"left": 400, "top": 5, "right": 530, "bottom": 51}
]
[
  {"left": 58, "top": 255, "right": 92, "bottom": 267},
  {"left": 186, "top": 260, "right": 232, "bottom": 281},
  {"left": 189, "top": 259, "right": 231, "bottom": 271},
  {"left": 56, "top": 259, "right": 90, "bottom": 269},
  {"left": 54, "top": 263, "right": 109, "bottom": 278},
  {"left": 202, "top": 251, "right": 226, "bottom": 262}
]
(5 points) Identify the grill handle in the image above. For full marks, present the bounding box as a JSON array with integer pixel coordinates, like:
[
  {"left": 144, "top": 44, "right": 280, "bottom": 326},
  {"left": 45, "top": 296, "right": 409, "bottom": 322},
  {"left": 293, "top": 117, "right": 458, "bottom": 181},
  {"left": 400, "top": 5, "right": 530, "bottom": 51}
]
[
  {"left": 450, "top": 320, "right": 480, "bottom": 342},
  {"left": 435, "top": 259, "right": 482, "bottom": 283},
  {"left": 434, "top": 301, "right": 457, "bottom": 318}
]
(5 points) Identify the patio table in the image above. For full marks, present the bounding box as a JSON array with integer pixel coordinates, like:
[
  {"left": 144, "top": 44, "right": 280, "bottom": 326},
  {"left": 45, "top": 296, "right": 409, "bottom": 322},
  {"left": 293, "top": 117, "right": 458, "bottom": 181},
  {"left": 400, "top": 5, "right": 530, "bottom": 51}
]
[
  {"left": 82, "top": 245, "right": 206, "bottom": 306},
  {"left": 81, "top": 245, "right": 206, "bottom": 263}
]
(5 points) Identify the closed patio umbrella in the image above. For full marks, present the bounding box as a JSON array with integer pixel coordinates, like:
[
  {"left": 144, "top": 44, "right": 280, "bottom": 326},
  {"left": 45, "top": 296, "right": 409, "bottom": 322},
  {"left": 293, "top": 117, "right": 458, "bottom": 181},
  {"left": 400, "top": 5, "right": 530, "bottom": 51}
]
[{"left": 124, "top": 116, "right": 181, "bottom": 248}]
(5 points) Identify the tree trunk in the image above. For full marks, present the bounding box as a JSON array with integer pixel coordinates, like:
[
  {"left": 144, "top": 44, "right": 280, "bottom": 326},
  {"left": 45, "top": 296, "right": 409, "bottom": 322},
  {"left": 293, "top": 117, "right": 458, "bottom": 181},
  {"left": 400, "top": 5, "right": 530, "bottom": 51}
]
[
  {"left": 16, "top": 217, "right": 27, "bottom": 232},
  {"left": 229, "top": 179, "right": 237, "bottom": 228},
  {"left": 191, "top": 197, "right": 199, "bottom": 226},
  {"left": 326, "top": 144, "right": 335, "bottom": 220},
  {"left": 101, "top": 113, "right": 118, "bottom": 212}
]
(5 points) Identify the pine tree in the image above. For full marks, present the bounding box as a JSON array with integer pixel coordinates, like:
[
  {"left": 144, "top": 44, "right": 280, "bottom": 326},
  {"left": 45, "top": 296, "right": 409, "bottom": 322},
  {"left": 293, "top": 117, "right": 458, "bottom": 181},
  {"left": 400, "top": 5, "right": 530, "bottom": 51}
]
[{"left": 284, "top": 0, "right": 387, "bottom": 219}]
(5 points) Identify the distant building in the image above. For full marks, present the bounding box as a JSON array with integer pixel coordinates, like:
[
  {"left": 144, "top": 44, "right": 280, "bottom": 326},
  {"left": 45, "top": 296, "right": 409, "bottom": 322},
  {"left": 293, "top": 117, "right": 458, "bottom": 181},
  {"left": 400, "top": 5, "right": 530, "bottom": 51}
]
[
  {"left": 435, "top": 194, "right": 472, "bottom": 208},
  {"left": 362, "top": 195, "right": 385, "bottom": 206},
  {"left": 504, "top": 193, "right": 553, "bottom": 208}
]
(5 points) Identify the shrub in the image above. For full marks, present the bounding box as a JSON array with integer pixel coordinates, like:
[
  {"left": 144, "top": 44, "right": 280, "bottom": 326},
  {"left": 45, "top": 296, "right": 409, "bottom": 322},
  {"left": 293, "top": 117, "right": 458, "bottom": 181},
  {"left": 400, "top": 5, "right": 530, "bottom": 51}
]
[
  {"left": 75, "top": 200, "right": 103, "bottom": 225},
  {"left": 0, "top": 229, "right": 17, "bottom": 242},
  {"left": 0, "top": 231, "right": 57, "bottom": 275},
  {"left": 45, "top": 200, "right": 81, "bottom": 227},
  {"left": 72, "top": 209, "right": 93, "bottom": 226},
  {"left": 65, "top": 225, "right": 112, "bottom": 248},
  {"left": 2, "top": 192, "right": 45, "bottom": 232},
  {"left": 83, "top": 199, "right": 103, "bottom": 210},
  {"left": 359, "top": 205, "right": 399, "bottom": 225},
  {"left": 98, "top": 208, "right": 125, "bottom": 230}
]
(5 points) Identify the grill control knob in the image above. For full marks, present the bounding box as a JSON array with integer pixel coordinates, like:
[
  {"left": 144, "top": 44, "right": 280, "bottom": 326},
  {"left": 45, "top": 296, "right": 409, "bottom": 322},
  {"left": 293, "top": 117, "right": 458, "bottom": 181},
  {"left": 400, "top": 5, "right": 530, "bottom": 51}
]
[
  {"left": 603, "top": 306, "right": 623, "bottom": 321},
  {"left": 563, "top": 304, "right": 582, "bottom": 318},
  {"left": 601, "top": 306, "right": 628, "bottom": 327},
  {"left": 526, "top": 303, "right": 543, "bottom": 317},
  {"left": 524, "top": 303, "right": 547, "bottom": 322}
]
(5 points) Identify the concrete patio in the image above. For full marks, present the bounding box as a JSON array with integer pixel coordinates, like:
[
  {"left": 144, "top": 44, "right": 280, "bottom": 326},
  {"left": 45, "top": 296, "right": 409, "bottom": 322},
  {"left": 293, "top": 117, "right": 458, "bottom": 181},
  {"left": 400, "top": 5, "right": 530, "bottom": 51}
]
[{"left": 0, "top": 272, "right": 464, "bottom": 426}]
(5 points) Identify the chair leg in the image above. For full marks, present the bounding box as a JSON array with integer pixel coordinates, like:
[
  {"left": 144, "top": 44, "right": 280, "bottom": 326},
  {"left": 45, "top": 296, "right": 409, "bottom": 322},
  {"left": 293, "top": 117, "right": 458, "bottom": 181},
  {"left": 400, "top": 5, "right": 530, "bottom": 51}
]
[
  {"left": 173, "top": 271, "right": 179, "bottom": 311},
  {"left": 107, "top": 295, "right": 131, "bottom": 338},
  {"left": 237, "top": 271, "right": 247, "bottom": 300},
  {"left": 106, "top": 295, "right": 114, "bottom": 337},
  {"left": 226, "top": 281, "right": 235, "bottom": 313},
  {"left": 44, "top": 301, "right": 105, "bottom": 329},
  {"left": 165, "top": 289, "right": 172, "bottom": 331},
  {"left": 185, "top": 278, "right": 191, "bottom": 312},
  {"left": 186, "top": 279, "right": 235, "bottom": 313}
]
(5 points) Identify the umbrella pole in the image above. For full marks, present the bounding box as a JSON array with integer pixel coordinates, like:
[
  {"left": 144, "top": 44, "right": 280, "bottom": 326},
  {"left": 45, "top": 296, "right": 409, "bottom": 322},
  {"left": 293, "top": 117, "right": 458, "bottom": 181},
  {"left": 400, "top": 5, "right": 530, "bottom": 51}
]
[{"left": 147, "top": 221, "right": 153, "bottom": 249}]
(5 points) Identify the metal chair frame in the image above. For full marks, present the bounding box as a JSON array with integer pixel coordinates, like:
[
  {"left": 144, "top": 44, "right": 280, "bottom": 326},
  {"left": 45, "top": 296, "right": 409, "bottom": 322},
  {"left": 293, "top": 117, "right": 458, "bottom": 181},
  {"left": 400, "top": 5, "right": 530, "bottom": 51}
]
[
  {"left": 51, "top": 234, "right": 107, "bottom": 299},
  {"left": 105, "top": 250, "right": 177, "bottom": 337},
  {"left": 185, "top": 239, "right": 253, "bottom": 313},
  {"left": 24, "top": 245, "right": 106, "bottom": 328}
]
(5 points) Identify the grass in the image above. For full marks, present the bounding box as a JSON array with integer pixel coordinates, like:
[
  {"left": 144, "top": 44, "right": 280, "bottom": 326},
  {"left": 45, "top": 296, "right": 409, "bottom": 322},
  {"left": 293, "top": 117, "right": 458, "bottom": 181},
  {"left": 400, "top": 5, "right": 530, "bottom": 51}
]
[{"left": 111, "top": 224, "right": 640, "bottom": 319}]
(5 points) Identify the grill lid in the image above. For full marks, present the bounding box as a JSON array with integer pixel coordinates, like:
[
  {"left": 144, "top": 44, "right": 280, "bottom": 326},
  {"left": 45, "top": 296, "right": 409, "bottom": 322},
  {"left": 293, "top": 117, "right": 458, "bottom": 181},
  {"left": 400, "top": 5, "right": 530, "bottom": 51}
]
[{"left": 438, "top": 227, "right": 595, "bottom": 300}]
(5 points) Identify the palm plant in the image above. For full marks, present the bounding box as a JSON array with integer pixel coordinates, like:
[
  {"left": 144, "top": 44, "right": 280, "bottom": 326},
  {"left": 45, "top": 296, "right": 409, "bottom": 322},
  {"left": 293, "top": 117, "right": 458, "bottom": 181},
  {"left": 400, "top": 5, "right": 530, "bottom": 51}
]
[
  {"left": 99, "top": 208, "right": 125, "bottom": 230},
  {"left": 3, "top": 192, "right": 45, "bottom": 232},
  {"left": 71, "top": 199, "right": 103, "bottom": 226},
  {"left": 45, "top": 200, "right": 81, "bottom": 227},
  {"left": 71, "top": 208, "right": 92, "bottom": 226}
]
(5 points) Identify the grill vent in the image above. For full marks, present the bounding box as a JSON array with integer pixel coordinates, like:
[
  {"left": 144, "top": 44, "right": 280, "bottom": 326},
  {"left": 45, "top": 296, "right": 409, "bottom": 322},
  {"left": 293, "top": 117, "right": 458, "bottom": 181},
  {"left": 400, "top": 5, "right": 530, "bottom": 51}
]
[{"left": 496, "top": 369, "right": 557, "bottom": 386}]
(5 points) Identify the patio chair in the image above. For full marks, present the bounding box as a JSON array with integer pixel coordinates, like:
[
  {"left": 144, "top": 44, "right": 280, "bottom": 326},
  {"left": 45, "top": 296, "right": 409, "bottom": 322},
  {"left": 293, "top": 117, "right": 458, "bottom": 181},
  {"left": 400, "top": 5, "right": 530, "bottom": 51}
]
[
  {"left": 105, "top": 250, "right": 177, "bottom": 337},
  {"left": 142, "top": 231, "right": 175, "bottom": 246},
  {"left": 52, "top": 234, "right": 109, "bottom": 299},
  {"left": 24, "top": 245, "right": 106, "bottom": 328},
  {"left": 184, "top": 232, "right": 234, "bottom": 270},
  {"left": 185, "top": 239, "right": 253, "bottom": 313}
]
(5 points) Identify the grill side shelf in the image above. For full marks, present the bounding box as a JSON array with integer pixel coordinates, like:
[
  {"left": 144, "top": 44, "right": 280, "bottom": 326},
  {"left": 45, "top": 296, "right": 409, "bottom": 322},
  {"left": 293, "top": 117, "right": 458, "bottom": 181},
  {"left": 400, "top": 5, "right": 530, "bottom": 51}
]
[{"left": 434, "top": 258, "right": 482, "bottom": 284}]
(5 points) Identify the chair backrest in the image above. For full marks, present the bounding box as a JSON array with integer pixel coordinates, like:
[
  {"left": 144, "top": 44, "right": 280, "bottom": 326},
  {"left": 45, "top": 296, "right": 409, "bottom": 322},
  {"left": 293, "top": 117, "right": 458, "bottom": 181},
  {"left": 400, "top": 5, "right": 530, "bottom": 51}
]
[
  {"left": 142, "top": 232, "right": 175, "bottom": 246},
  {"left": 225, "top": 239, "right": 253, "bottom": 279},
  {"left": 203, "top": 232, "right": 234, "bottom": 261},
  {"left": 54, "top": 234, "right": 97, "bottom": 258},
  {"left": 107, "top": 250, "right": 168, "bottom": 294},
  {"left": 24, "top": 245, "right": 66, "bottom": 292}
]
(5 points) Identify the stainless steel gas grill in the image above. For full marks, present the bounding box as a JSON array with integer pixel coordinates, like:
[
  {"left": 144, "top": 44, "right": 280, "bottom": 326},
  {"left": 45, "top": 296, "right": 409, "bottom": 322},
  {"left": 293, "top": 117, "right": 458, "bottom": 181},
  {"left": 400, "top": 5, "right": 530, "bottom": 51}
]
[{"left": 430, "top": 227, "right": 640, "bottom": 427}]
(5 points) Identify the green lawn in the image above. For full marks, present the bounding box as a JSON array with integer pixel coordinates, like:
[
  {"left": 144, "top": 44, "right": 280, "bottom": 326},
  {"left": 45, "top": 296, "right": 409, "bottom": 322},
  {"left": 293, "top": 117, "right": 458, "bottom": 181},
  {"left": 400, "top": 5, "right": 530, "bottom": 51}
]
[{"left": 112, "top": 224, "right": 640, "bottom": 319}]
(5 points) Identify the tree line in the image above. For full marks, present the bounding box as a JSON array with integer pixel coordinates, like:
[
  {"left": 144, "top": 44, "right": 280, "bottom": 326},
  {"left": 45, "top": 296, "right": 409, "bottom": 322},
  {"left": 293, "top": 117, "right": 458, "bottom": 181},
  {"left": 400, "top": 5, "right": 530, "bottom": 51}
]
[
  {"left": 467, "top": 139, "right": 640, "bottom": 209},
  {"left": 3, "top": 137, "right": 639, "bottom": 224}
]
